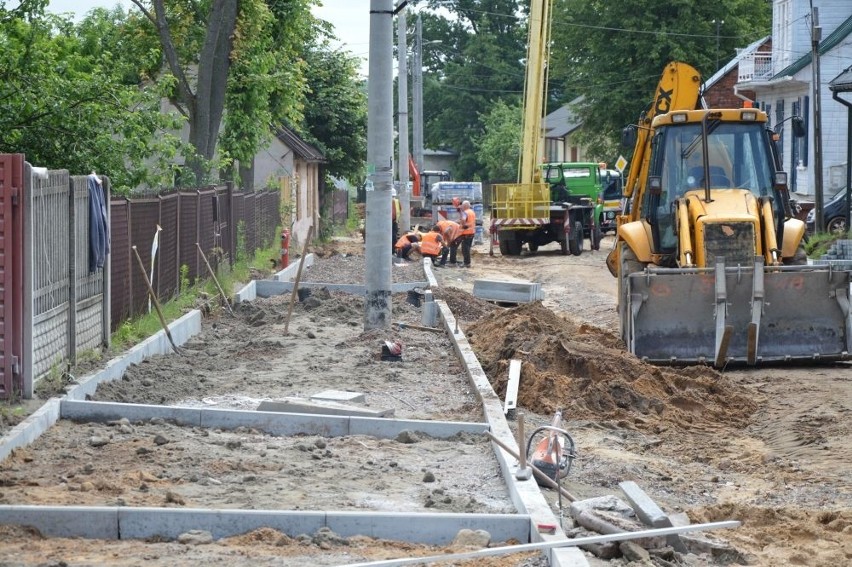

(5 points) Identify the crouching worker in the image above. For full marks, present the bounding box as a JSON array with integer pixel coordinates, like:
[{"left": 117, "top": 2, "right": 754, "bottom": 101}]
[
  {"left": 394, "top": 231, "right": 421, "bottom": 260},
  {"left": 435, "top": 219, "right": 460, "bottom": 266},
  {"left": 415, "top": 225, "right": 445, "bottom": 265}
]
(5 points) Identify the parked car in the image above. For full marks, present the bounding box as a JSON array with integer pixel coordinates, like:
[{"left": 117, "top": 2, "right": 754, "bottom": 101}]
[{"left": 806, "top": 188, "right": 849, "bottom": 234}]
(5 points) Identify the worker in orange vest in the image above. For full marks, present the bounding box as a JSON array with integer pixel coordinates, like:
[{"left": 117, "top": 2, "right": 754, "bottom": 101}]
[
  {"left": 394, "top": 230, "right": 420, "bottom": 260},
  {"left": 414, "top": 225, "right": 445, "bottom": 265},
  {"left": 457, "top": 200, "right": 476, "bottom": 268},
  {"left": 435, "top": 219, "right": 460, "bottom": 267}
]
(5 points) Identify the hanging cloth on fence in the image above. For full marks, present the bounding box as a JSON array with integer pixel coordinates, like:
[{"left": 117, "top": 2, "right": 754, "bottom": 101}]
[{"left": 88, "top": 173, "right": 110, "bottom": 272}]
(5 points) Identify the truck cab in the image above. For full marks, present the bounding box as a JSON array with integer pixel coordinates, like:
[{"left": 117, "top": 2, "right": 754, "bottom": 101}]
[{"left": 600, "top": 168, "right": 623, "bottom": 234}]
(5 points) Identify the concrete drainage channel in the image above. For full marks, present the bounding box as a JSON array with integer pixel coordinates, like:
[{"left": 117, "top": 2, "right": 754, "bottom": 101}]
[{"left": 0, "top": 257, "right": 588, "bottom": 567}]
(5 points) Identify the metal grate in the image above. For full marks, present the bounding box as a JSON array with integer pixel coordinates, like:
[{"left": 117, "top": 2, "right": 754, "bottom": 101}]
[{"left": 703, "top": 221, "right": 756, "bottom": 266}]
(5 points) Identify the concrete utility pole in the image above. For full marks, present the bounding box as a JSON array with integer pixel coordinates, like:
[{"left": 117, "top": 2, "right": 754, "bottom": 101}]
[
  {"left": 365, "top": 0, "right": 394, "bottom": 330},
  {"left": 412, "top": 14, "right": 424, "bottom": 174},
  {"left": 811, "top": 6, "right": 825, "bottom": 232},
  {"left": 397, "top": 8, "right": 410, "bottom": 232}
]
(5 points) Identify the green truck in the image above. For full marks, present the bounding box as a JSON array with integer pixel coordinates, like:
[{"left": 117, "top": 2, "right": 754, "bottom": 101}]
[{"left": 491, "top": 162, "right": 604, "bottom": 256}]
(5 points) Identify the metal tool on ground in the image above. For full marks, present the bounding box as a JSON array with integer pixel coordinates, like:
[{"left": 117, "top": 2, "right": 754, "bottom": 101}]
[
  {"left": 485, "top": 431, "right": 577, "bottom": 502},
  {"left": 393, "top": 321, "right": 443, "bottom": 333},
  {"left": 196, "top": 243, "right": 233, "bottom": 316},
  {"left": 284, "top": 225, "right": 313, "bottom": 334},
  {"left": 526, "top": 409, "right": 575, "bottom": 486},
  {"left": 132, "top": 245, "right": 181, "bottom": 355},
  {"left": 346, "top": 520, "right": 741, "bottom": 567}
]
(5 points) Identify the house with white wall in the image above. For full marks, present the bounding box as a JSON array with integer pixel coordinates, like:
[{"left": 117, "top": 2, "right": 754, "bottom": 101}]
[
  {"left": 543, "top": 96, "right": 589, "bottom": 163},
  {"left": 252, "top": 127, "right": 325, "bottom": 248},
  {"left": 736, "top": 1, "right": 852, "bottom": 197}
]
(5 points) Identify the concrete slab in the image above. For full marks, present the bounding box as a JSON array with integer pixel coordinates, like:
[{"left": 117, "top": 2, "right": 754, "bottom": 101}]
[
  {"left": 311, "top": 390, "right": 366, "bottom": 404},
  {"left": 257, "top": 398, "right": 394, "bottom": 418},
  {"left": 435, "top": 300, "right": 588, "bottom": 567},
  {"left": 326, "top": 511, "right": 532, "bottom": 545},
  {"left": 233, "top": 279, "right": 256, "bottom": 304},
  {"left": 272, "top": 253, "right": 316, "bottom": 281},
  {"left": 119, "top": 507, "right": 326, "bottom": 540},
  {"left": 0, "top": 399, "right": 61, "bottom": 462},
  {"left": 472, "top": 279, "right": 544, "bottom": 303},
  {"left": 619, "top": 481, "right": 687, "bottom": 552},
  {"left": 0, "top": 505, "right": 118, "bottom": 539},
  {"left": 61, "top": 400, "right": 203, "bottom": 427},
  {"left": 200, "top": 407, "right": 350, "bottom": 437}
]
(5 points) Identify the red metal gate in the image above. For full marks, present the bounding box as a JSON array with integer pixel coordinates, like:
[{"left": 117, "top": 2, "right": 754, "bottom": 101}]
[{"left": 0, "top": 154, "right": 24, "bottom": 399}]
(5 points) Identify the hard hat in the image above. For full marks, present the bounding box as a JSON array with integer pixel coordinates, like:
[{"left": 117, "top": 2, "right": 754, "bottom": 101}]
[{"left": 391, "top": 188, "right": 397, "bottom": 197}]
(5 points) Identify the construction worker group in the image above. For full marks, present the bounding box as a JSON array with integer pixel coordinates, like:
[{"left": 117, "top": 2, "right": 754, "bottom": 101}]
[{"left": 394, "top": 200, "right": 476, "bottom": 268}]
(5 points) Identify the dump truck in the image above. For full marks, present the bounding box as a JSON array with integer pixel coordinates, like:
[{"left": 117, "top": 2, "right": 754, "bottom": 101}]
[
  {"left": 490, "top": 0, "right": 599, "bottom": 256},
  {"left": 608, "top": 61, "right": 852, "bottom": 366}
]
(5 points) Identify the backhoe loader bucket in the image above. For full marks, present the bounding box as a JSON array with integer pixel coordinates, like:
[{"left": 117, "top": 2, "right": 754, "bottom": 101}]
[{"left": 624, "top": 258, "right": 852, "bottom": 366}]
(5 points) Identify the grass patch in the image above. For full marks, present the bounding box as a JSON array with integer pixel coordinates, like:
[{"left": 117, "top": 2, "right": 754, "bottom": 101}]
[{"left": 804, "top": 230, "right": 851, "bottom": 259}]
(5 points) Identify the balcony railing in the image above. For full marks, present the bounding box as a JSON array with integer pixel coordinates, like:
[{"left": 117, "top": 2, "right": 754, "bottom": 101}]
[{"left": 738, "top": 51, "right": 773, "bottom": 82}]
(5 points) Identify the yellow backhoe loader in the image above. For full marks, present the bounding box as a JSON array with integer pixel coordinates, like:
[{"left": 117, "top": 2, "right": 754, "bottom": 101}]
[{"left": 608, "top": 62, "right": 852, "bottom": 367}]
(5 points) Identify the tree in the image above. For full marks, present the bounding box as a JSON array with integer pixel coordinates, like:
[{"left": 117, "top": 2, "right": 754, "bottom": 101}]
[
  {"left": 476, "top": 98, "right": 522, "bottom": 181},
  {"left": 131, "top": 0, "right": 239, "bottom": 185},
  {"left": 416, "top": 1, "right": 530, "bottom": 180},
  {"left": 548, "top": 0, "right": 771, "bottom": 160},
  {"left": 221, "top": 0, "right": 319, "bottom": 191},
  {"left": 300, "top": 46, "right": 367, "bottom": 184},
  {"left": 0, "top": 5, "right": 182, "bottom": 191}
]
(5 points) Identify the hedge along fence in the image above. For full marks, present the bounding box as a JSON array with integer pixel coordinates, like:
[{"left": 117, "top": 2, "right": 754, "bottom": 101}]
[{"left": 109, "top": 185, "right": 280, "bottom": 330}]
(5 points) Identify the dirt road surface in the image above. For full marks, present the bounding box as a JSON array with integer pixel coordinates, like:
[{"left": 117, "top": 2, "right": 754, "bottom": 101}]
[{"left": 1, "top": 234, "right": 850, "bottom": 566}]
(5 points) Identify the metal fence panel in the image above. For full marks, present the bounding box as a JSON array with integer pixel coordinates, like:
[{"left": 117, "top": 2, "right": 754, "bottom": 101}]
[
  {"left": 179, "top": 192, "right": 200, "bottom": 282},
  {"left": 0, "top": 154, "right": 24, "bottom": 399},
  {"left": 71, "top": 175, "right": 105, "bottom": 354},
  {"left": 158, "top": 194, "right": 179, "bottom": 300},
  {"left": 128, "top": 199, "right": 161, "bottom": 319},
  {"left": 109, "top": 199, "right": 131, "bottom": 330},
  {"left": 31, "top": 171, "right": 71, "bottom": 379}
]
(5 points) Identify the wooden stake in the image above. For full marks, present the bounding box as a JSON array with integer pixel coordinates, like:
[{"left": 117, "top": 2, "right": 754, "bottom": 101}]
[
  {"left": 132, "top": 246, "right": 180, "bottom": 355},
  {"left": 196, "top": 243, "right": 234, "bottom": 315},
  {"left": 284, "top": 225, "right": 313, "bottom": 334}
]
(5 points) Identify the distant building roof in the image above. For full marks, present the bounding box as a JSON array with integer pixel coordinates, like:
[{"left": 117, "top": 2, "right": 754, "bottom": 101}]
[
  {"left": 545, "top": 96, "right": 584, "bottom": 138},
  {"left": 275, "top": 127, "right": 326, "bottom": 163},
  {"left": 775, "top": 14, "right": 852, "bottom": 79}
]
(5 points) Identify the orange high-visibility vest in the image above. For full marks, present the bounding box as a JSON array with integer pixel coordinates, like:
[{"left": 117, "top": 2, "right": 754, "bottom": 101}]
[
  {"left": 460, "top": 209, "right": 476, "bottom": 236},
  {"left": 395, "top": 232, "right": 418, "bottom": 251},
  {"left": 419, "top": 232, "right": 443, "bottom": 255},
  {"left": 437, "top": 220, "right": 460, "bottom": 243}
]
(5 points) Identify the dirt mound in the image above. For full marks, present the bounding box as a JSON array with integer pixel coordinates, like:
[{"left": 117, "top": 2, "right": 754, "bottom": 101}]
[
  {"left": 311, "top": 238, "right": 364, "bottom": 258},
  {"left": 432, "top": 287, "right": 500, "bottom": 323},
  {"left": 691, "top": 504, "right": 852, "bottom": 565},
  {"left": 467, "top": 302, "right": 757, "bottom": 431}
]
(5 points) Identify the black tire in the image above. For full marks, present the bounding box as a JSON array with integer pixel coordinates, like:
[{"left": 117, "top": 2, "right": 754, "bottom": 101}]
[
  {"left": 498, "top": 237, "right": 510, "bottom": 256},
  {"left": 827, "top": 216, "right": 847, "bottom": 235},
  {"left": 507, "top": 237, "right": 522, "bottom": 256},
  {"left": 560, "top": 237, "right": 568, "bottom": 255},
  {"left": 569, "top": 221, "right": 583, "bottom": 256},
  {"left": 528, "top": 241, "right": 539, "bottom": 254},
  {"left": 591, "top": 224, "right": 602, "bottom": 251},
  {"left": 498, "top": 232, "right": 522, "bottom": 256}
]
